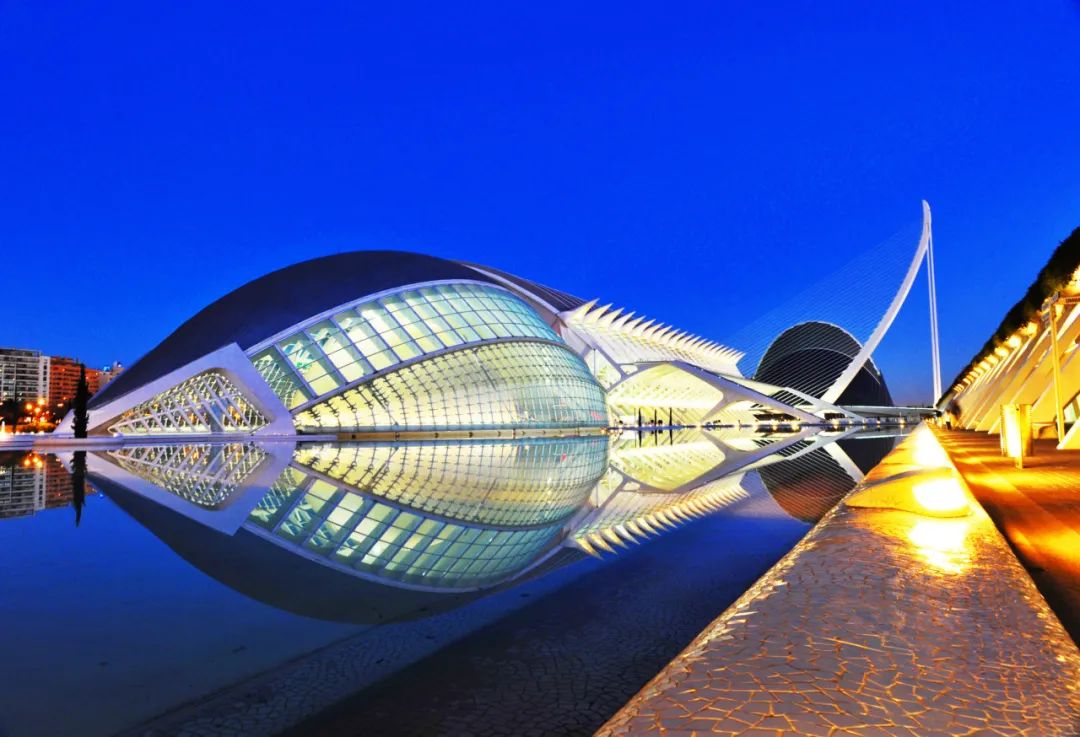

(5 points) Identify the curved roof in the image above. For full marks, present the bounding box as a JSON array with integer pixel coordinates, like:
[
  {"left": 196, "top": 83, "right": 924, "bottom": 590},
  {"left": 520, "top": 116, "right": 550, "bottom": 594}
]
[
  {"left": 92, "top": 251, "right": 498, "bottom": 408},
  {"left": 754, "top": 321, "right": 891, "bottom": 405},
  {"left": 757, "top": 321, "right": 874, "bottom": 376},
  {"left": 458, "top": 261, "right": 587, "bottom": 313}
]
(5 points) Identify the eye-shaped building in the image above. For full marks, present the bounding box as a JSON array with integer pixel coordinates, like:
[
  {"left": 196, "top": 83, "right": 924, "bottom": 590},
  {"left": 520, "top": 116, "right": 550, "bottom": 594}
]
[
  {"left": 64, "top": 249, "right": 915, "bottom": 438},
  {"left": 73, "top": 252, "right": 610, "bottom": 437}
]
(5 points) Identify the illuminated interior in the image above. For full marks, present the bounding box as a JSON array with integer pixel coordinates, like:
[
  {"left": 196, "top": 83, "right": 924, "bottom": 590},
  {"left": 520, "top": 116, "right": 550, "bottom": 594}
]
[
  {"left": 605, "top": 364, "right": 728, "bottom": 426},
  {"left": 294, "top": 341, "right": 608, "bottom": 432},
  {"left": 250, "top": 282, "right": 561, "bottom": 409},
  {"left": 107, "top": 371, "right": 269, "bottom": 435}
]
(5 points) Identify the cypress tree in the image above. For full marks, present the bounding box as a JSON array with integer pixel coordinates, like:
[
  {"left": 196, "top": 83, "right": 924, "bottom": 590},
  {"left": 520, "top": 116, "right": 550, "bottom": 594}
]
[{"left": 73, "top": 364, "right": 90, "bottom": 439}]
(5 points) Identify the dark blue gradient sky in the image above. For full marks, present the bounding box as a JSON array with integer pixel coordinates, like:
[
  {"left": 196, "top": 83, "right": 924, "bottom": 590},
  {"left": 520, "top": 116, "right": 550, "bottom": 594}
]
[{"left": 3, "top": 2, "right": 1079, "bottom": 404}]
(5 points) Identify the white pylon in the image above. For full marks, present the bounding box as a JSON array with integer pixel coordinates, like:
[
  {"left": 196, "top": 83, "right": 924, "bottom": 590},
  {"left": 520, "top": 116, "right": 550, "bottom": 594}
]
[{"left": 926, "top": 204, "right": 943, "bottom": 403}]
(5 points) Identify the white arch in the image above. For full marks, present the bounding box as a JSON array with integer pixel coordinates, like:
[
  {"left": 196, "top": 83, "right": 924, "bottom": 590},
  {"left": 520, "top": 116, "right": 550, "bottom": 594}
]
[{"left": 821, "top": 200, "right": 933, "bottom": 405}]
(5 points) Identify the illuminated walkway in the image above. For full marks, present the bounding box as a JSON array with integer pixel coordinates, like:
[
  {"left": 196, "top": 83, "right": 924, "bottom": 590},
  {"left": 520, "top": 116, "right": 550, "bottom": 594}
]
[
  {"left": 597, "top": 429, "right": 1080, "bottom": 736},
  {"left": 935, "top": 430, "right": 1080, "bottom": 643}
]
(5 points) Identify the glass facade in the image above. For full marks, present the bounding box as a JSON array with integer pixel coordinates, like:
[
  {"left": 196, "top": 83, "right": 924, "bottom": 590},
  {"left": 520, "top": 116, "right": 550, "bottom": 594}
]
[
  {"left": 293, "top": 437, "right": 608, "bottom": 526},
  {"left": 107, "top": 371, "right": 269, "bottom": 435},
  {"left": 294, "top": 341, "right": 608, "bottom": 432},
  {"left": 605, "top": 363, "right": 725, "bottom": 427},
  {"left": 250, "top": 282, "right": 561, "bottom": 409},
  {"left": 247, "top": 462, "right": 568, "bottom": 589},
  {"left": 584, "top": 348, "right": 622, "bottom": 389}
]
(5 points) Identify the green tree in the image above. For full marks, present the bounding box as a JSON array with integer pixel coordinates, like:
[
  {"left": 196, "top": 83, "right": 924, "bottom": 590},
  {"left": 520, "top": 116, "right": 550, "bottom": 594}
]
[{"left": 73, "top": 364, "right": 90, "bottom": 439}]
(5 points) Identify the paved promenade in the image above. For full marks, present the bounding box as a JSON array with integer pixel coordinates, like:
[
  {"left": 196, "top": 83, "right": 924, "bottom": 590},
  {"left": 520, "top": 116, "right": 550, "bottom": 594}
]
[
  {"left": 935, "top": 430, "right": 1080, "bottom": 643},
  {"left": 597, "top": 428, "right": 1080, "bottom": 736}
]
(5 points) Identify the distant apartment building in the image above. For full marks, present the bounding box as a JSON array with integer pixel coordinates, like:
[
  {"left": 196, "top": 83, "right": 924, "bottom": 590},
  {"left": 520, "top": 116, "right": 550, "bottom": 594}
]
[
  {"left": 1, "top": 346, "right": 125, "bottom": 411},
  {"left": 99, "top": 361, "right": 124, "bottom": 389},
  {"left": 0, "top": 348, "right": 50, "bottom": 403},
  {"left": 48, "top": 356, "right": 104, "bottom": 408}
]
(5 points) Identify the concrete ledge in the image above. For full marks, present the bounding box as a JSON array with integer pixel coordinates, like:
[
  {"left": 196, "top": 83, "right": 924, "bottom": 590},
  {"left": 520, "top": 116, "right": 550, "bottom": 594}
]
[{"left": 597, "top": 426, "right": 1080, "bottom": 736}]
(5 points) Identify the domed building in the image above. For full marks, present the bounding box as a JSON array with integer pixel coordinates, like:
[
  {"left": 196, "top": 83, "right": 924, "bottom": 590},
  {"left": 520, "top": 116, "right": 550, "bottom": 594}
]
[
  {"left": 754, "top": 321, "right": 893, "bottom": 408},
  {"left": 71, "top": 251, "right": 609, "bottom": 436}
]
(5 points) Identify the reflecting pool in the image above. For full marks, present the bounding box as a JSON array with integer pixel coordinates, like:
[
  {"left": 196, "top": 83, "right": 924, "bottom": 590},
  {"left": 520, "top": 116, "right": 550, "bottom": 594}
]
[{"left": 0, "top": 427, "right": 902, "bottom": 737}]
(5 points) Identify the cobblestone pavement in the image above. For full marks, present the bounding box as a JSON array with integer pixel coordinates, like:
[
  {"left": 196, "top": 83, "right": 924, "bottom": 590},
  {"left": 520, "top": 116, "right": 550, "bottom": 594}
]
[
  {"left": 936, "top": 430, "right": 1080, "bottom": 642},
  {"left": 597, "top": 430, "right": 1080, "bottom": 736}
]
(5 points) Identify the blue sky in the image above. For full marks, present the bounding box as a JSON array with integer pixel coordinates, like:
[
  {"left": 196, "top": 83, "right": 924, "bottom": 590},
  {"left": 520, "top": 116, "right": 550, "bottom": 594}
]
[{"left": 3, "top": 1, "right": 1079, "bottom": 404}]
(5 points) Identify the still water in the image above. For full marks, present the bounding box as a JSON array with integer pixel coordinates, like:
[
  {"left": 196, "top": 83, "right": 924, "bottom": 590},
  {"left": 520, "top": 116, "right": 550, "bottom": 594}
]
[{"left": 0, "top": 427, "right": 900, "bottom": 737}]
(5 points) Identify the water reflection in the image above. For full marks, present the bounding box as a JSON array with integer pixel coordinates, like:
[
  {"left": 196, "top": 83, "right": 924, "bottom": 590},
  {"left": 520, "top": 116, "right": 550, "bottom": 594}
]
[
  {"left": 0, "top": 450, "right": 95, "bottom": 522},
  {"left": 22, "top": 428, "right": 904, "bottom": 624}
]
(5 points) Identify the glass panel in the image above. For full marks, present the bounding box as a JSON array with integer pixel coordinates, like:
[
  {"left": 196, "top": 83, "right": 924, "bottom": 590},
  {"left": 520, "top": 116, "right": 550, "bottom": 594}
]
[
  {"left": 358, "top": 304, "right": 398, "bottom": 335},
  {"left": 253, "top": 282, "right": 563, "bottom": 411},
  {"left": 390, "top": 339, "right": 421, "bottom": 361},
  {"left": 294, "top": 341, "right": 608, "bottom": 432},
  {"left": 308, "top": 320, "right": 349, "bottom": 355},
  {"left": 307, "top": 372, "right": 340, "bottom": 395},
  {"left": 251, "top": 350, "right": 311, "bottom": 409}
]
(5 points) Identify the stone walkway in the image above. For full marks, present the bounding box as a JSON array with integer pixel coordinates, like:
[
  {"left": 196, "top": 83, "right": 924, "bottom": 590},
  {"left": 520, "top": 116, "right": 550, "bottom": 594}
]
[
  {"left": 936, "top": 429, "right": 1080, "bottom": 643},
  {"left": 596, "top": 429, "right": 1080, "bottom": 736}
]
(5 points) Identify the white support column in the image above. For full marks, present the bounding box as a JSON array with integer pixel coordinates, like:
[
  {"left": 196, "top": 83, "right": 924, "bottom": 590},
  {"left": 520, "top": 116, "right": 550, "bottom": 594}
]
[{"left": 927, "top": 218, "right": 943, "bottom": 403}]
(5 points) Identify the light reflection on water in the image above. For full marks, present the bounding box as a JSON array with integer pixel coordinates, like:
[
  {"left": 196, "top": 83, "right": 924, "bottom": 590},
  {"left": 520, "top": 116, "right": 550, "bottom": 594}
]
[{"left": 0, "top": 426, "right": 903, "bottom": 737}]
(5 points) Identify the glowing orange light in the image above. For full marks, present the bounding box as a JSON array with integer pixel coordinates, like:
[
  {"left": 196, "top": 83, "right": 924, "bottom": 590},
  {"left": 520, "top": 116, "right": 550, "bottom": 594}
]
[
  {"left": 912, "top": 478, "right": 968, "bottom": 514},
  {"left": 912, "top": 430, "right": 950, "bottom": 467},
  {"left": 907, "top": 518, "right": 972, "bottom": 574}
]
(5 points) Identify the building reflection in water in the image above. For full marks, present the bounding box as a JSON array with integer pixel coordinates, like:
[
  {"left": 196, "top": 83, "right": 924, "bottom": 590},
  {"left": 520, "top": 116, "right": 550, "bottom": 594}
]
[
  {"left": 69, "top": 427, "right": 903, "bottom": 623},
  {"left": 0, "top": 451, "right": 95, "bottom": 521}
]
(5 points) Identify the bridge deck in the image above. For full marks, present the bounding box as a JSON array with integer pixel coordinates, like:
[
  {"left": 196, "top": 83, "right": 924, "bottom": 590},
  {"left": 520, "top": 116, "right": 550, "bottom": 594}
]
[{"left": 597, "top": 428, "right": 1080, "bottom": 737}]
